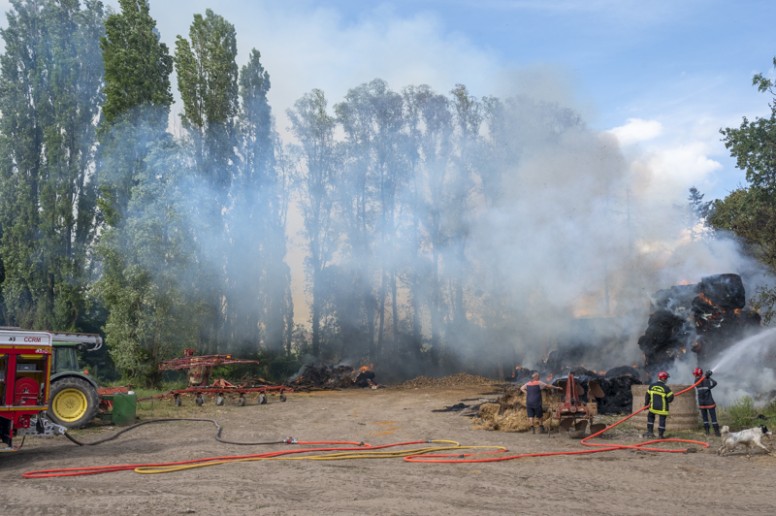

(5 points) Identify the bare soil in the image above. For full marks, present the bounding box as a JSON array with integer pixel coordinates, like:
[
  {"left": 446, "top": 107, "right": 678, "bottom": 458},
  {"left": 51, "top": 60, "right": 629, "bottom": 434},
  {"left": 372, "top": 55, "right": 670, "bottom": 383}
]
[{"left": 1, "top": 376, "right": 773, "bottom": 516}]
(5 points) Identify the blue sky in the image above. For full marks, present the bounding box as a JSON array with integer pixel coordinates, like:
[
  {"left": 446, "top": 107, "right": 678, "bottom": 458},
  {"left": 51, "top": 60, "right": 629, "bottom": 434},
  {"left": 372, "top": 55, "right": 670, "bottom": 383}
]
[{"left": 1, "top": 0, "right": 774, "bottom": 201}]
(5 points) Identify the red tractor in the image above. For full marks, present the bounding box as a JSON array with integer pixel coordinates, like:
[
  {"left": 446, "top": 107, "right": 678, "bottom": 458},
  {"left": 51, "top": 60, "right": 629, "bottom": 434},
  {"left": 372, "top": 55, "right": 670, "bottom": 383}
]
[{"left": 1, "top": 328, "right": 65, "bottom": 451}]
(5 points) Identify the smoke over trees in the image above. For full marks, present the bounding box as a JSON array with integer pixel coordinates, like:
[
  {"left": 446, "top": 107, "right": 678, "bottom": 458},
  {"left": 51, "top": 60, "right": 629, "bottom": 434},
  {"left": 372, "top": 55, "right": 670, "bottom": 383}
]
[
  {"left": 95, "top": 0, "right": 191, "bottom": 381},
  {"left": 0, "top": 0, "right": 773, "bottom": 386}
]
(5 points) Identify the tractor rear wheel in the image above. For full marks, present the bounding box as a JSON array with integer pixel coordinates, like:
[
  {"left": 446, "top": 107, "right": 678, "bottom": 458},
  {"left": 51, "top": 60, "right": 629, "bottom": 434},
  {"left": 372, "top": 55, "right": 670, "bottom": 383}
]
[{"left": 47, "top": 377, "right": 99, "bottom": 429}]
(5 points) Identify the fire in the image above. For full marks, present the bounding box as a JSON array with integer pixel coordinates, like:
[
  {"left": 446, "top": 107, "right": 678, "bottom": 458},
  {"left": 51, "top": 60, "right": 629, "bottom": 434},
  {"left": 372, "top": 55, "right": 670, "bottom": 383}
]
[{"left": 698, "top": 292, "right": 715, "bottom": 305}]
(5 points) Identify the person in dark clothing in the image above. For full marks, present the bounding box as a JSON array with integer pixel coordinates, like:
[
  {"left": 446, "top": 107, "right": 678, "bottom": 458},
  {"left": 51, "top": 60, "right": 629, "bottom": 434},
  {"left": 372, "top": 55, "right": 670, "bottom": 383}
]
[
  {"left": 353, "top": 367, "right": 377, "bottom": 388},
  {"left": 693, "top": 367, "right": 720, "bottom": 436},
  {"left": 644, "top": 371, "right": 674, "bottom": 439},
  {"left": 520, "top": 372, "right": 562, "bottom": 434}
]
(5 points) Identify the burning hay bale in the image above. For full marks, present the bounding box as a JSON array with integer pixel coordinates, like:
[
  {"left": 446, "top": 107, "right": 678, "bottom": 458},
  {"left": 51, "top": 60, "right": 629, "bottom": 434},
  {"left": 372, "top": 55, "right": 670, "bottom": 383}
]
[
  {"left": 638, "top": 273, "right": 761, "bottom": 372},
  {"left": 596, "top": 367, "right": 644, "bottom": 414},
  {"left": 691, "top": 274, "right": 762, "bottom": 363}
]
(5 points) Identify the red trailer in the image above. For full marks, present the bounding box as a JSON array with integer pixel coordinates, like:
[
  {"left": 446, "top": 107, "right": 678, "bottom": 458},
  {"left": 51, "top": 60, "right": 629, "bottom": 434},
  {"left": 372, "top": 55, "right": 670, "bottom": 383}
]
[{"left": 1, "top": 329, "right": 64, "bottom": 451}]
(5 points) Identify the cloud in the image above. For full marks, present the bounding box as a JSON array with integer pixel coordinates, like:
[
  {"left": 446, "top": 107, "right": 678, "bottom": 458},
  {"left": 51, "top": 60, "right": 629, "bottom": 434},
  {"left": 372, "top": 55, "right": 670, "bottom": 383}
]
[{"left": 609, "top": 118, "right": 663, "bottom": 145}]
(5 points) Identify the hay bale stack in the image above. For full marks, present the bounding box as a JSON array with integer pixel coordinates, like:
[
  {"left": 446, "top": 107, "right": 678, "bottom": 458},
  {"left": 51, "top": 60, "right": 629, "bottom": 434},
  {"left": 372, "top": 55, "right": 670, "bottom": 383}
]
[{"left": 474, "top": 390, "right": 563, "bottom": 432}]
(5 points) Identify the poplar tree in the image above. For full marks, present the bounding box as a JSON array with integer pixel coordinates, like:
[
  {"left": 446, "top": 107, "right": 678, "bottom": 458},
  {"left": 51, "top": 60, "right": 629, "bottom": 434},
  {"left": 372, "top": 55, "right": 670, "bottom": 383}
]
[
  {"left": 334, "top": 79, "right": 410, "bottom": 360},
  {"left": 229, "top": 49, "right": 293, "bottom": 354},
  {"left": 288, "top": 89, "right": 340, "bottom": 358},
  {"left": 0, "top": 0, "right": 105, "bottom": 329},
  {"left": 174, "top": 9, "right": 239, "bottom": 352},
  {"left": 402, "top": 84, "right": 453, "bottom": 365},
  {"left": 95, "top": 0, "right": 195, "bottom": 382}
]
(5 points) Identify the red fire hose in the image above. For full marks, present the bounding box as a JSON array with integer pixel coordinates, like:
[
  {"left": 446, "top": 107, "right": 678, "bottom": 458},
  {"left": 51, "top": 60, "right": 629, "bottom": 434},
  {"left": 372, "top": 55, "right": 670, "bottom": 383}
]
[{"left": 22, "top": 378, "right": 709, "bottom": 476}]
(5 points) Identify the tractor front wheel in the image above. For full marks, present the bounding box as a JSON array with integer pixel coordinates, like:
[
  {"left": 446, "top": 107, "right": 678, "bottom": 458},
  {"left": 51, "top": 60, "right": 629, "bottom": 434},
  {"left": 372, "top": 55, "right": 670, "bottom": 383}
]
[{"left": 47, "top": 377, "right": 99, "bottom": 429}]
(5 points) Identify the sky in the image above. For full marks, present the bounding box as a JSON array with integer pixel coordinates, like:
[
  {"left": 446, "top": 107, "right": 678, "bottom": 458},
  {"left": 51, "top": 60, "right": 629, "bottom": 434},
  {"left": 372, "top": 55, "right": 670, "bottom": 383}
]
[
  {"left": 113, "top": 0, "right": 774, "bottom": 203},
  {"left": 0, "top": 0, "right": 772, "bottom": 201}
]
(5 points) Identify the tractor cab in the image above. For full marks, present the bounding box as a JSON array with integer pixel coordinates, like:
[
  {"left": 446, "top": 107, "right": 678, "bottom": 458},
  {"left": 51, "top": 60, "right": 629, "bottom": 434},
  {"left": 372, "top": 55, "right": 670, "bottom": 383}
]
[{"left": 47, "top": 332, "right": 104, "bottom": 428}]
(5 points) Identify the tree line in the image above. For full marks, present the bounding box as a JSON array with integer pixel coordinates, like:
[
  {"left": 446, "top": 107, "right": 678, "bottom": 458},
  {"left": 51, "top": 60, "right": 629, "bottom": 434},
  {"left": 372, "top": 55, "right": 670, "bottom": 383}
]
[{"left": 0, "top": 0, "right": 774, "bottom": 385}]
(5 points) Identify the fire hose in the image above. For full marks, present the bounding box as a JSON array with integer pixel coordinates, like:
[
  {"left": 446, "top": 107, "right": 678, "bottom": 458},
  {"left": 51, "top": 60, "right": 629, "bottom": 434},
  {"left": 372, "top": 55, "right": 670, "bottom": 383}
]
[
  {"left": 23, "top": 439, "right": 507, "bottom": 478},
  {"left": 62, "top": 417, "right": 290, "bottom": 447},
  {"left": 23, "top": 377, "right": 709, "bottom": 477}
]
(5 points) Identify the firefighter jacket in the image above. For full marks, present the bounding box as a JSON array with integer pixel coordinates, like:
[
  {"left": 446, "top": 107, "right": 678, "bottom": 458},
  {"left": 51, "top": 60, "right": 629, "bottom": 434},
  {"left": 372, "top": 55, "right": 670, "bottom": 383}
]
[
  {"left": 695, "top": 377, "right": 717, "bottom": 409},
  {"left": 645, "top": 380, "right": 674, "bottom": 415}
]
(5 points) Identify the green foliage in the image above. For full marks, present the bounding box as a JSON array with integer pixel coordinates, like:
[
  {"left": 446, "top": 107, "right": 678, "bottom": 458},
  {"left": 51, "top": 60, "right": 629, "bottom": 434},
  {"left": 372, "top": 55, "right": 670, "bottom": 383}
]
[
  {"left": 100, "top": 0, "right": 173, "bottom": 126},
  {"left": 710, "top": 187, "right": 776, "bottom": 264},
  {"left": 174, "top": 8, "right": 239, "bottom": 178},
  {"left": 710, "top": 56, "right": 776, "bottom": 323},
  {"left": 260, "top": 350, "right": 302, "bottom": 383},
  {"left": 95, "top": 0, "right": 196, "bottom": 384},
  {"left": 173, "top": 9, "right": 243, "bottom": 354},
  {"left": 720, "top": 396, "right": 776, "bottom": 430},
  {"left": 722, "top": 396, "right": 758, "bottom": 428},
  {"left": 94, "top": 138, "right": 202, "bottom": 386},
  {"left": 0, "top": 0, "right": 106, "bottom": 330},
  {"left": 720, "top": 117, "right": 776, "bottom": 194}
]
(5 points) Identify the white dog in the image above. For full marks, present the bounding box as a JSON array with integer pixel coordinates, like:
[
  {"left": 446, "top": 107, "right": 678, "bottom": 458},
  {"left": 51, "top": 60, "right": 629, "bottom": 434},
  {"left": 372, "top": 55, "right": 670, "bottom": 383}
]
[{"left": 717, "top": 425, "right": 772, "bottom": 457}]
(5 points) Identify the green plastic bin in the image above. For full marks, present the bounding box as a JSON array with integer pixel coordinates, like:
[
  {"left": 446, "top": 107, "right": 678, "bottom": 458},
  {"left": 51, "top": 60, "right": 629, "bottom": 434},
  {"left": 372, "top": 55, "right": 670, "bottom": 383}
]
[{"left": 111, "top": 392, "right": 137, "bottom": 426}]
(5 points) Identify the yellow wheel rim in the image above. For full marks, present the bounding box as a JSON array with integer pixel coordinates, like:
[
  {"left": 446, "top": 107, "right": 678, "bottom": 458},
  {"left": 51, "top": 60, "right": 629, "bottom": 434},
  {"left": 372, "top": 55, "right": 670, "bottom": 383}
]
[{"left": 52, "top": 388, "right": 88, "bottom": 423}]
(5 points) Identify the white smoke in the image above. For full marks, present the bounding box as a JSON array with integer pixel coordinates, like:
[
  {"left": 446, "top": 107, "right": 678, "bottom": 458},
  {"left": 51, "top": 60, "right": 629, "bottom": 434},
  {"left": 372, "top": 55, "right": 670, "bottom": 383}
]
[{"left": 464, "top": 91, "right": 775, "bottom": 383}]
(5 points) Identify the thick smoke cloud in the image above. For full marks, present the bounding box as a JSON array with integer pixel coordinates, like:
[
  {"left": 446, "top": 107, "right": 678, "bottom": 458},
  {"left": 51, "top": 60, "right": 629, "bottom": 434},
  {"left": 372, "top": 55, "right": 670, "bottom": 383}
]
[{"left": 457, "top": 93, "right": 776, "bottom": 395}]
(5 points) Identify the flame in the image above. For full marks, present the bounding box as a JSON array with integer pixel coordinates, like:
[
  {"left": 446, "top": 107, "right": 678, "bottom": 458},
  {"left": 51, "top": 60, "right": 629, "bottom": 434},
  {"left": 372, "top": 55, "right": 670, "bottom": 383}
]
[
  {"left": 359, "top": 364, "right": 373, "bottom": 372},
  {"left": 698, "top": 292, "right": 716, "bottom": 306}
]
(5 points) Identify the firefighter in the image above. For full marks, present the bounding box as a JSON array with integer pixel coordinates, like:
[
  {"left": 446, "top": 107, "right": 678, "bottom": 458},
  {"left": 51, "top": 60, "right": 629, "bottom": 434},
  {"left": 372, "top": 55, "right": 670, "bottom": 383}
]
[
  {"left": 693, "top": 367, "right": 720, "bottom": 436},
  {"left": 520, "top": 372, "right": 562, "bottom": 433},
  {"left": 644, "top": 371, "right": 674, "bottom": 439}
]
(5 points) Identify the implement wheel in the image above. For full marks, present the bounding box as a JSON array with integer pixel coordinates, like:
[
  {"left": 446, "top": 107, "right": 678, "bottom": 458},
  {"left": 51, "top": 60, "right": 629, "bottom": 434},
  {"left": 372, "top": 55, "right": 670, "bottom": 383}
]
[{"left": 47, "top": 377, "right": 99, "bottom": 429}]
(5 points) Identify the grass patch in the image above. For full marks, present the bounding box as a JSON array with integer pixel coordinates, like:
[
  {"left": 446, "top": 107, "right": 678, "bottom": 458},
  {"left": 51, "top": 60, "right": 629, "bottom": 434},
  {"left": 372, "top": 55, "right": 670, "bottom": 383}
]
[{"left": 718, "top": 396, "right": 776, "bottom": 429}]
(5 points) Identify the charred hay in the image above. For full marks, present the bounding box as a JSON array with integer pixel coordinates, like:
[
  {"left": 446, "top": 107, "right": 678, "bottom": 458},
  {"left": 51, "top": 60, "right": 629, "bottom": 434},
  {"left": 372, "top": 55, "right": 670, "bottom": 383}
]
[{"left": 638, "top": 273, "right": 761, "bottom": 372}]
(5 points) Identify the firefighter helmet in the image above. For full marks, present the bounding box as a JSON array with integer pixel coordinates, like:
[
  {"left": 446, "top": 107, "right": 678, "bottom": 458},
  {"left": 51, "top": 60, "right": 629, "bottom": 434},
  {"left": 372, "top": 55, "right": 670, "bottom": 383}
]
[
  {"left": 657, "top": 371, "right": 670, "bottom": 381},
  {"left": 693, "top": 367, "right": 703, "bottom": 377}
]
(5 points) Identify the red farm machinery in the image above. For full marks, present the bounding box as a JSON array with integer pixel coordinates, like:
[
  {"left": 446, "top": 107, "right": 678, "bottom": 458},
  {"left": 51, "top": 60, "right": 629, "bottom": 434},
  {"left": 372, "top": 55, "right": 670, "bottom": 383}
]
[{"left": 150, "top": 348, "right": 291, "bottom": 407}]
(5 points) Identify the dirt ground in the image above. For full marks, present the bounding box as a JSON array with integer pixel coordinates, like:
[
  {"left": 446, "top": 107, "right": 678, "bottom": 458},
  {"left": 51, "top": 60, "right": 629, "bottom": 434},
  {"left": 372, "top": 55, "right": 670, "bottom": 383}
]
[{"left": 2, "top": 376, "right": 774, "bottom": 516}]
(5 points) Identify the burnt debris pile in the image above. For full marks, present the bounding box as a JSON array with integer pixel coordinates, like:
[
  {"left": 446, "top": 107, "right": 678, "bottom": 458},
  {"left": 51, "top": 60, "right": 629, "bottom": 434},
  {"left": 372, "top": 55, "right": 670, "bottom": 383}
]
[
  {"left": 638, "top": 273, "right": 761, "bottom": 373},
  {"left": 565, "top": 367, "right": 644, "bottom": 415},
  {"left": 288, "top": 362, "right": 356, "bottom": 390},
  {"left": 513, "top": 366, "right": 643, "bottom": 415},
  {"left": 288, "top": 362, "right": 377, "bottom": 390}
]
